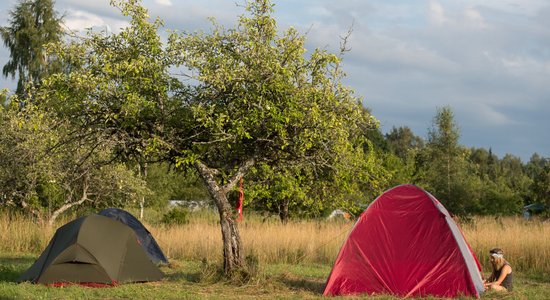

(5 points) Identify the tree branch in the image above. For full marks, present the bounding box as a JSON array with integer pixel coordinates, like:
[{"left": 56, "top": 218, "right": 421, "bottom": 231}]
[
  {"left": 48, "top": 174, "right": 90, "bottom": 226},
  {"left": 223, "top": 157, "right": 256, "bottom": 193}
]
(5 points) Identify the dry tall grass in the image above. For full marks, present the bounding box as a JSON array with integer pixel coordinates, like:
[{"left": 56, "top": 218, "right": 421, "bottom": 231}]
[
  {"left": 1, "top": 213, "right": 549, "bottom": 274},
  {"left": 0, "top": 213, "right": 56, "bottom": 254},
  {"left": 151, "top": 215, "right": 353, "bottom": 264},
  {"left": 462, "top": 216, "right": 550, "bottom": 274}
]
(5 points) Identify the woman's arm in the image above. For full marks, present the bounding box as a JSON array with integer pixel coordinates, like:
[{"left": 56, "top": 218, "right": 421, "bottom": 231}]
[{"left": 493, "top": 265, "right": 512, "bottom": 286}]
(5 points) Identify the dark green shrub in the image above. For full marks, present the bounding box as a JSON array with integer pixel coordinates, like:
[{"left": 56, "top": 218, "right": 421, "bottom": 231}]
[{"left": 161, "top": 207, "right": 189, "bottom": 225}]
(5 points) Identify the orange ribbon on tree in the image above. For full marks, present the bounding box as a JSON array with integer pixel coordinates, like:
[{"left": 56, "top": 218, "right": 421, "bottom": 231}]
[{"left": 236, "top": 177, "right": 244, "bottom": 222}]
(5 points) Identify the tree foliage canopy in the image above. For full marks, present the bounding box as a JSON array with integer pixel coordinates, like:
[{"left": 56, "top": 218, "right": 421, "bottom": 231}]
[{"left": 167, "top": 0, "right": 375, "bottom": 174}]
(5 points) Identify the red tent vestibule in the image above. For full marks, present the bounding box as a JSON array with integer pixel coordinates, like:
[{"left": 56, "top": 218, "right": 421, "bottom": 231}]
[{"left": 324, "top": 184, "right": 485, "bottom": 298}]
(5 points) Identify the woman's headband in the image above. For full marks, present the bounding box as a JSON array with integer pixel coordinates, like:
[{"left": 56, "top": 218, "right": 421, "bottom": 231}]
[{"left": 491, "top": 253, "right": 504, "bottom": 259}]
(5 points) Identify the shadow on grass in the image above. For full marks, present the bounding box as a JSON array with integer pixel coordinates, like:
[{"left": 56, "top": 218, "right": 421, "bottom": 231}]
[
  {"left": 0, "top": 256, "right": 36, "bottom": 283},
  {"left": 279, "top": 276, "right": 325, "bottom": 294},
  {"left": 162, "top": 271, "right": 202, "bottom": 283}
]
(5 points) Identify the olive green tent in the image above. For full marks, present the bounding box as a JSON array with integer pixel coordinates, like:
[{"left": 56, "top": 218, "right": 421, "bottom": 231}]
[{"left": 18, "top": 214, "right": 163, "bottom": 286}]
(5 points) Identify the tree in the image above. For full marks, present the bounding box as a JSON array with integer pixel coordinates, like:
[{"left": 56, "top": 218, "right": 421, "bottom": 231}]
[
  {"left": 170, "top": 0, "right": 376, "bottom": 274},
  {"left": 38, "top": 0, "right": 377, "bottom": 276},
  {"left": 495, "top": 154, "right": 532, "bottom": 212},
  {"left": 385, "top": 126, "right": 424, "bottom": 160},
  {"left": 0, "top": 99, "right": 149, "bottom": 225},
  {"left": 380, "top": 126, "right": 424, "bottom": 188},
  {"left": 245, "top": 105, "right": 389, "bottom": 224},
  {"left": 533, "top": 164, "right": 550, "bottom": 209},
  {"left": 428, "top": 107, "right": 460, "bottom": 200},
  {"left": 246, "top": 164, "right": 310, "bottom": 224},
  {"left": 1, "top": 0, "right": 63, "bottom": 96},
  {"left": 417, "top": 106, "right": 476, "bottom": 215},
  {"left": 525, "top": 154, "right": 550, "bottom": 206},
  {"left": 246, "top": 139, "right": 388, "bottom": 224},
  {"left": 469, "top": 147, "right": 491, "bottom": 178}
]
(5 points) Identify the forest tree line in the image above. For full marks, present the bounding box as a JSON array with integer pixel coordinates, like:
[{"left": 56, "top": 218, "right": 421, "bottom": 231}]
[{"left": 0, "top": 0, "right": 548, "bottom": 228}]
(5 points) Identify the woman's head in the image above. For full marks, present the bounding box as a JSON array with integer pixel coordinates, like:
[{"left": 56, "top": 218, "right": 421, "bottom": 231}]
[{"left": 489, "top": 248, "right": 506, "bottom": 270}]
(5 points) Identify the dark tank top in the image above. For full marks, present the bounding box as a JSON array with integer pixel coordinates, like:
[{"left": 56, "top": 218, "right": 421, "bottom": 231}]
[{"left": 495, "top": 263, "right": 513, "bottom": 291}]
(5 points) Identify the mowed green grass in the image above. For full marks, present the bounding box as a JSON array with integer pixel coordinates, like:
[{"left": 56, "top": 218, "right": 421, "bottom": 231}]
[{"left": 1, "top": 254, "right": 549, "bottom": 300}]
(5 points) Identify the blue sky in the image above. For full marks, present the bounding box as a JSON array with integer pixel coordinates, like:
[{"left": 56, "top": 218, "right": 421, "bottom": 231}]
[{"left": 1, "top": 0, "right": 549, "bottom": 161}]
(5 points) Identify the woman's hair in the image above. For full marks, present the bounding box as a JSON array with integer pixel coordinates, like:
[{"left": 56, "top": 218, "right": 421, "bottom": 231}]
[
  {"left": 490, "top": 248, "right": 503, "bottom": 256},
  {"left": 489, "top": 248, "right": 507, "bottom": 271}
]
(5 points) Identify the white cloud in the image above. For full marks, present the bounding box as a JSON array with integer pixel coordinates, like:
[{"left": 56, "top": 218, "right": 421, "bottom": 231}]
[
  {"left": 63, "top": 9, "right": 129, "bottom": 33},
  {"left": 471, "top": 103, "right": 515, "bottom": 126},
  {"left": 306, "top": 6, "right": 332, "bottom": 18},
  {"left": 154, "top": 0, "right": 172, "bottom": 6},
  {"left": 467, "top": 0, "right": 550, "bottom": 16},
  {"left": 429, "top": 0, "right": 447, "bottom": 25},
  {"left": 464, "top": 7, "right": 487, "bottom": 28},
  {"left": 427, "top": 1, "right": 490, "bottom": 30},
  {"left": 338, "top": 29, "right": 461, "bottom": 77}
]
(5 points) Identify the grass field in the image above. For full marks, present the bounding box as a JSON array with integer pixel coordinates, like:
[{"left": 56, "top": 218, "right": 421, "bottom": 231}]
[{"left": 1, "top": 212, "right": 549, "bottom": 299}]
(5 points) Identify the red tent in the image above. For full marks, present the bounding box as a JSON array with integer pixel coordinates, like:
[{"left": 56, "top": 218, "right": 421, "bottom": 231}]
[{"left": 324, "top": 184, "right": 484, "bottom": 298}]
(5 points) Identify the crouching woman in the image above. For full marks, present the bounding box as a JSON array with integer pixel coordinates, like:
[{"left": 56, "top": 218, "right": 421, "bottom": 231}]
[{"left": 484, "top": 248, "right": 513, "bottom": 292}]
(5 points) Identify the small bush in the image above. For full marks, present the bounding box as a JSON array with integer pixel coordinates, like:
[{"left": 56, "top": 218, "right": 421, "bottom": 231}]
[
  {"left": 230, "top": 252, "right": 263, "bottom": 285},
  {"left": 161, "top": 207, "right": 189, "bottom": 225},
  {"left": 197, "top": 254, "right": 263, "bottom": 285},
  {"left": 198, "top": 258, "right": 223, "bottom": 283}
]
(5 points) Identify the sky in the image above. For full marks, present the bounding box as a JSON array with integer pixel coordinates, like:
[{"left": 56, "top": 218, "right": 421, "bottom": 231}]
[{"left": 0, "top": 0, "right": 549, "bottom": 162}]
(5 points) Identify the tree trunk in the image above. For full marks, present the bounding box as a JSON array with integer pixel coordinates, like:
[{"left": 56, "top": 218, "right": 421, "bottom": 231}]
[
  {"left": 447, "top": 154, "right": 451, "bottom": 202},
  {"left": 194, "top": 159, "right": 255, "bottom": 276},
  {"left": 138, "top": 163, "right": 147, "bottom": 220},
  {"left": 219, "top": 201, "right": 244, "bottom": 274},
  {"left": 139, "top": 199, "right": 145, "bottom": 220},
  {"left": 278, "top": 199, "right": 289, "bottom": 225}
]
